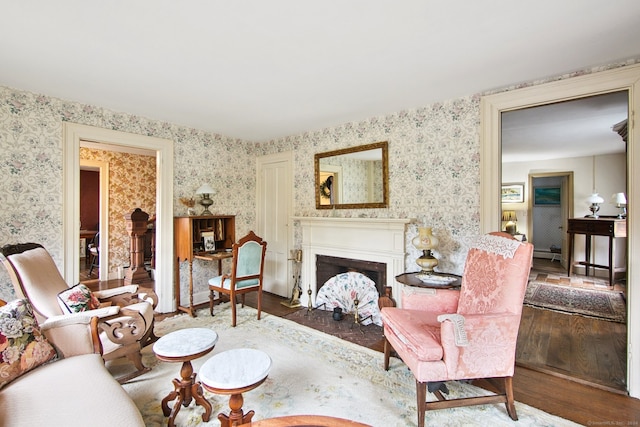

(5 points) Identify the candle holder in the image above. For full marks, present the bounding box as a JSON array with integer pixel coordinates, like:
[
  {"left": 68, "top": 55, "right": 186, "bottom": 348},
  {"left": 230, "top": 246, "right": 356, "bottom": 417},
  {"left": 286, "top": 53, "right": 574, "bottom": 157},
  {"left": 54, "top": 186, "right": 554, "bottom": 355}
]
[{"left": 350, "top": 294, "right": 372, "bottom": 335}]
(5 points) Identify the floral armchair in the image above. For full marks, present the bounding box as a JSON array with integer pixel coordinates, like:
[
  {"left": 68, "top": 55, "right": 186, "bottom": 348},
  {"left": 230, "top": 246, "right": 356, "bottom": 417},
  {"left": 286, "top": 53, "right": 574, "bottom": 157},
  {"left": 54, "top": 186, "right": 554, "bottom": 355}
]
[{"left": 381, "top": 232, "right": 533, "bottom": 427}]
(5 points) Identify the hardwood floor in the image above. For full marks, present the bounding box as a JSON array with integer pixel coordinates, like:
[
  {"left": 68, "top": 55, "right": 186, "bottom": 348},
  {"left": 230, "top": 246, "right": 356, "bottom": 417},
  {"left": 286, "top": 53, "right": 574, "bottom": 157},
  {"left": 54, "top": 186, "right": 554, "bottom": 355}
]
[{"left": 87, "top": 268, "right": 640, "bottom": 425}]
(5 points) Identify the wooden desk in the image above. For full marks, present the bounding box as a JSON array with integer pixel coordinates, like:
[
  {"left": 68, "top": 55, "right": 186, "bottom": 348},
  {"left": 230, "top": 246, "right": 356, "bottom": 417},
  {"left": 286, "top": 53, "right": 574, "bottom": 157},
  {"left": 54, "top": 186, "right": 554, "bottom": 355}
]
[
  {"left": 174, "top": 215, "right": 235, "bottom": 317},
  {"left": 567, "top": 217, "right": 626, "bottom": 286}
]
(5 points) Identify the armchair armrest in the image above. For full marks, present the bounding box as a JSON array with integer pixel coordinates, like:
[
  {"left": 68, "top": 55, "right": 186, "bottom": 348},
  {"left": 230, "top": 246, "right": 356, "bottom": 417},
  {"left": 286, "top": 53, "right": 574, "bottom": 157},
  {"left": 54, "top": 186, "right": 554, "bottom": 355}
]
[
  {"left": 92, "top": 285, "right": 138, "bottom": 299},
  {"left": 440, "top": 312, "right": 522, "bottom": 378},
  {"left": 40, "top": 315, "right": 101, "bottom": 357}
]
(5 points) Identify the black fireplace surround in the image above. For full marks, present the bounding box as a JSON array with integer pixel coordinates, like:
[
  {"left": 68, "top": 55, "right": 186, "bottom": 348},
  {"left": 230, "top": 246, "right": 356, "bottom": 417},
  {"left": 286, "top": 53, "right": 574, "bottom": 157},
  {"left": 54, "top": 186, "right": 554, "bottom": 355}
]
[{"left": 315, "top": 255, "right": 387, "bottom": 295}]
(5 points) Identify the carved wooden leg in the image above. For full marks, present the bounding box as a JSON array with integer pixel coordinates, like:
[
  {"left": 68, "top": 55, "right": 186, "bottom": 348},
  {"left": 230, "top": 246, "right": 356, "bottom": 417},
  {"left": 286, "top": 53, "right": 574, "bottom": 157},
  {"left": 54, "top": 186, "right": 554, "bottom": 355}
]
[
  {"left": 218, "top": 393, "right": 254, "bottom": 427},
  {"left": 192, "top": 382, "right": 212, "bottom": 422},
  {"left": 383, "top": 337, "right": 391, "bottom": 370},
  {"left": 504, "top": 376, "right": 518, "bottom": 420},
  {"left": 416, "top": 380, "right": 427, "bottom": 427},
  {"left": 209, "top": 289, "right": 215, "bottom": 316}
]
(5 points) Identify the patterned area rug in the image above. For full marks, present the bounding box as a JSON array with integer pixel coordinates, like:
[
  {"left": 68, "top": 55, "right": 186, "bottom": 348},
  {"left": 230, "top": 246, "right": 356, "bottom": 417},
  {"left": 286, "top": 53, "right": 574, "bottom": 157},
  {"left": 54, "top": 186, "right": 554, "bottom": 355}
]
[
  {"left": 524, "top": 281, "right": 626, "bottom": 323},
  {"left": 112, "top": 304, "right": 578, "bottom": 427}
]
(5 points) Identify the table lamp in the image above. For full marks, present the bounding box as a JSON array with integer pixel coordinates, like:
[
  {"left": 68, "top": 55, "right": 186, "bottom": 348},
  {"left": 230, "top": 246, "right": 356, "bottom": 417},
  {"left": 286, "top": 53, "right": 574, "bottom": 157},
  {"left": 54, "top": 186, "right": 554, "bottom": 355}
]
[
  {"left": 196, "top": 184, "right": 216, "bottom": 215},
  {"left": 587, "top": 193, "right": 604, "bottom": 218},
  {"left": 612, "top": 192, "right": 627, "bottom": 218},
  {"left": 501, "top": 210, "right": 517, "bottom": 234}
]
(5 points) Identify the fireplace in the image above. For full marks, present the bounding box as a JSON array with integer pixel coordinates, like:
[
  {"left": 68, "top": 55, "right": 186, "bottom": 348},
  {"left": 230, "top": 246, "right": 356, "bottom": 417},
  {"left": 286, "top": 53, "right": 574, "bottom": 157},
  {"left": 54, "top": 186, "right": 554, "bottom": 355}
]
[
  {"left": 294, "top": 216, "right": 413, "bottom": 307},
  {"left": 316, "top": 255, "right": 386, "bottom": 296}
]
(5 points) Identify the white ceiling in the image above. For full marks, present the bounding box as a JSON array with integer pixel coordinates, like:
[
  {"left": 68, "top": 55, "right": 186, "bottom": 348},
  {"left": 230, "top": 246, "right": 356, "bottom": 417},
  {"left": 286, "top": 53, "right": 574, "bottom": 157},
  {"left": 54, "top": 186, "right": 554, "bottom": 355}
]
[{"left": 1, "top": 1, "right": 640, "bottom": 144}]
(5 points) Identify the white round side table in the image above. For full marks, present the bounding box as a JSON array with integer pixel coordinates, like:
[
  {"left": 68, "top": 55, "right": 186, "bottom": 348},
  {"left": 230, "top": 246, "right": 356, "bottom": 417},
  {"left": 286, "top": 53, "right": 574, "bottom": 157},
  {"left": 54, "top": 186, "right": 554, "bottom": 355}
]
[
  {"left": 153, "top": 328, "right": 219, "bottom": 427},
  {"left": 200, "top": 348, "right": 272, "bottom": 427}
]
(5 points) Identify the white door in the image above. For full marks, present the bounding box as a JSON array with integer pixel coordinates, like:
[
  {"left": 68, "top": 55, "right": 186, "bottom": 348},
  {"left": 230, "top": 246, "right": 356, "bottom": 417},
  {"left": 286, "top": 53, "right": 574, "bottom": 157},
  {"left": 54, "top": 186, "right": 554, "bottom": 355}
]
[{"left": 256, "top": 152, "right": 292, "bottom": 297}]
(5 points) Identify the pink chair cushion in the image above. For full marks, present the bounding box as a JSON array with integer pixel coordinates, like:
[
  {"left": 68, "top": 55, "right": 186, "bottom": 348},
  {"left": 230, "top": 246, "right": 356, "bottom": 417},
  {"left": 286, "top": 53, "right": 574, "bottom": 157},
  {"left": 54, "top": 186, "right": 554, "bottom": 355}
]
[{"left": 381, "top": 307, "right": 443, "bottom": 362}]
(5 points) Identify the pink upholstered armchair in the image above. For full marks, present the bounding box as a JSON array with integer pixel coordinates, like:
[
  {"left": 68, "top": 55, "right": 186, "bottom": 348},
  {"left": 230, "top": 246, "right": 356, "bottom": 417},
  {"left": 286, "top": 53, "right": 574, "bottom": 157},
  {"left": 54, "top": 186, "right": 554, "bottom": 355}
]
[{"left": 381, "top": 232, "right": 533, "bottom": 427}]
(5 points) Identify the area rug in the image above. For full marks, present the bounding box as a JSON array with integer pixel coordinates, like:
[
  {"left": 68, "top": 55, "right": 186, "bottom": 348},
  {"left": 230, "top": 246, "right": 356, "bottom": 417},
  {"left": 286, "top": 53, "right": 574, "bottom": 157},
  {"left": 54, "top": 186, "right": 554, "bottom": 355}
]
[
  {"left": 524, "top": 281, "right": 626, "bottom": 323},
  {"left": 112, "top": 304, "right": 579, "bottom": 427}
]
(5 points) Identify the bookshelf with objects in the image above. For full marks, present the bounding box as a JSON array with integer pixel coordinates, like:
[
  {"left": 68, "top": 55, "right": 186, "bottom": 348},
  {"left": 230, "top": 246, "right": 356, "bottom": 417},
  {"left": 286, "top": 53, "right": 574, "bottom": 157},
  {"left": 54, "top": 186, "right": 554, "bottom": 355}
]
[{"left": 174, "top": 215, "right": 236, "bottom": 316}]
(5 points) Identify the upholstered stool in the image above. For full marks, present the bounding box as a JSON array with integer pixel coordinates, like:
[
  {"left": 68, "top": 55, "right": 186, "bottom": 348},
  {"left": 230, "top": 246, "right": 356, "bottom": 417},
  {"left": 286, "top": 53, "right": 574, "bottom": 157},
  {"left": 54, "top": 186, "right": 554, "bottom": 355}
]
[
  {"left": 152, "top": 328, "right": 218, "bottom": 427},
  {"left": 200, "top": 348, "right": 271, "bottom": 427}
]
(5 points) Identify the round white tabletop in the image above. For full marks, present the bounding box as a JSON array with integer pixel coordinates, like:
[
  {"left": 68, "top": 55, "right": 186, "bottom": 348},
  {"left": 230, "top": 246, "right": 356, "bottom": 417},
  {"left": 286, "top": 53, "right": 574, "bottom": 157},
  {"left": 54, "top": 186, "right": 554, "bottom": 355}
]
[
  {"left": 153, "top": 327, "right": 219, "bottom": 359},
  {"left": 200, "top": 348, "right": 272, "bottom": 390}
]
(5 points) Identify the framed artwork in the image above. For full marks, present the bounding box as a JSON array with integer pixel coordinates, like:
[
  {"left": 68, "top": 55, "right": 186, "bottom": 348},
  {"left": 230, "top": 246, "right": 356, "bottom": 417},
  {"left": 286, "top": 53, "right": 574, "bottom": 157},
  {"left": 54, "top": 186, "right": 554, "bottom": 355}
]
[
  {"left": 201, "top": 231, "right": 216, "bottom": 252},
  {"left": 501, "top": 183, "right": 524, "bottom": 203},
  {"left": 534, "top": 186, "right": 561, "bottom": 206}
]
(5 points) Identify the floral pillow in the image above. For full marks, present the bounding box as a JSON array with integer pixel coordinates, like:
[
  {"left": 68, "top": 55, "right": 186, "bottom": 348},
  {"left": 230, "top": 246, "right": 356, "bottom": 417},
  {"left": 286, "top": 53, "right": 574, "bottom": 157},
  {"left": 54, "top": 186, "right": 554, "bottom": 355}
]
[
  {"left": 0, "top": 299, "right": 58, "bottom": 388},
  {"left": 57, "top": 283, "right": 101, "bottom": 313}
]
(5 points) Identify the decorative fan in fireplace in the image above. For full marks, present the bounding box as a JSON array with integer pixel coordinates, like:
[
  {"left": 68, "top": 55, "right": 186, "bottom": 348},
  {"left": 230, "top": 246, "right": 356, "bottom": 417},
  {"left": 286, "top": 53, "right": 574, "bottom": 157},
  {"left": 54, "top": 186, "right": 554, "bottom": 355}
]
[{"left": 315, "top": 272, "right": 382, "bottom": 326}]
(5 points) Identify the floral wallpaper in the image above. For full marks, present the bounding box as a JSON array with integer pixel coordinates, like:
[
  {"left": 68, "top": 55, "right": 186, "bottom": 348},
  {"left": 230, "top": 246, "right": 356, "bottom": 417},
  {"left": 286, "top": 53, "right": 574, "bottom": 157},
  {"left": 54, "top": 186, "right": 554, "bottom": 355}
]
[
  {"left": 1, "top": 58, "right": 638, "bottom": 303},
  {"left": 79, "top": 147, "right": 156, "bottom": 275}
]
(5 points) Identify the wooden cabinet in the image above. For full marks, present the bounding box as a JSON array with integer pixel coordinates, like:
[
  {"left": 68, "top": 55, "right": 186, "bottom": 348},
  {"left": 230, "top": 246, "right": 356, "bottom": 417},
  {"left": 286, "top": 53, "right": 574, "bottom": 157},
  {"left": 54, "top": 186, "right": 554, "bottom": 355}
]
[{"left": 174, "top": 215, "right": 235, "bottom": 316}]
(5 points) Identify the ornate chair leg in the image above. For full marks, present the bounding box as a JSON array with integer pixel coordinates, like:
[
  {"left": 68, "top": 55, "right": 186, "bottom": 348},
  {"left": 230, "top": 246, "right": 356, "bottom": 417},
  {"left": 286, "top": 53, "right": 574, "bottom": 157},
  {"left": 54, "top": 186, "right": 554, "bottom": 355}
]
[
  {"left": 504, "top": 376, "right": 518, "bottom": 420},
  {"left": 383, "top": 337, "right": 391, "bottom": 370}
]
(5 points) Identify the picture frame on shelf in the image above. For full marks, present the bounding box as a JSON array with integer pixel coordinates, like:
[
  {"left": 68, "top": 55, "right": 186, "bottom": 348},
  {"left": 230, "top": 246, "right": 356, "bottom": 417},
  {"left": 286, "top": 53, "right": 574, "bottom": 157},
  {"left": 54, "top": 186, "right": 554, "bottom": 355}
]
[
  {"left": 201, "top": 231, "right": 216, "bottom": 252},
  {"left": 501, "top": 183, "right": 525, "bottom": 203}
]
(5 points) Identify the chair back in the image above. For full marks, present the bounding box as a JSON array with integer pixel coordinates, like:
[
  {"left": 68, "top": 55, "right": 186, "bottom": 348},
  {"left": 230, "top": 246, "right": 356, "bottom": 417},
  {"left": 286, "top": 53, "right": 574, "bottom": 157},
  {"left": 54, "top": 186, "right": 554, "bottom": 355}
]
[
  {"left": 0, "top": 243, "right": 67, "bottom": 320},
  {"left": 457, "top": 232, "right": 533, "bottom": 316},
  {"left": 231, "top": 231, "right": 267, "bottom": 289}
]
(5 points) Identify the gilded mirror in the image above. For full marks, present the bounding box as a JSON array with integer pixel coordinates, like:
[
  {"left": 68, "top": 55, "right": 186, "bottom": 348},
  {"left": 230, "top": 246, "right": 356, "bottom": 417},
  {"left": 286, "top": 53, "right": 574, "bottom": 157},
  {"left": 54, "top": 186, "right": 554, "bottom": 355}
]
[{"left": 315, "top": 141, "right": 389, "bottom": 209}]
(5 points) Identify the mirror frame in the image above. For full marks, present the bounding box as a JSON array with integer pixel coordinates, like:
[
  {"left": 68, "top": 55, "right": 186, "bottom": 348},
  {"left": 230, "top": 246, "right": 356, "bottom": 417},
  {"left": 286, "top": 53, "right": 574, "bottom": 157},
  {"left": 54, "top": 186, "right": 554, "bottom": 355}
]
[{"left": 314, "top": 141, "right": 389, "bottom": 209}]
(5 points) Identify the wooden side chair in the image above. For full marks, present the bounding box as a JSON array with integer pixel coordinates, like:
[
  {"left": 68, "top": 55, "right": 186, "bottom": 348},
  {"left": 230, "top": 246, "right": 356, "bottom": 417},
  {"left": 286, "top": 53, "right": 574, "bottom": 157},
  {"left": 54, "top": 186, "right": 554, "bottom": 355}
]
[
  {"left": 381, "top": 232, "right": 533, "bottom": 427},
  {"left": 0, "top": 243, "right": 157, "bottom": 383},
  {"left": 208, "top": 231, "right": 267, "bottom": 327}
]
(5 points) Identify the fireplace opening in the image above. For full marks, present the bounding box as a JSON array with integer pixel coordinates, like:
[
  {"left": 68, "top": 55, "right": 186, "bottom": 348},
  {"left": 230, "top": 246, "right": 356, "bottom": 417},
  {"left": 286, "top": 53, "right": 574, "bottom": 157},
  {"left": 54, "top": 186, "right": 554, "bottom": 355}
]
[{"left": 316, "top": 255, "right": 387, "bottom": 296}]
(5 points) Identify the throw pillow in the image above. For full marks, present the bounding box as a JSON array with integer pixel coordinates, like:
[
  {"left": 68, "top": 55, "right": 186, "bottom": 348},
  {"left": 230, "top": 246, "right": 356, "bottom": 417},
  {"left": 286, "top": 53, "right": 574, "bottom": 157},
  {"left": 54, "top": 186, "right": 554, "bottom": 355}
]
[
  {"left": 0, "top": 299, "right": 58, "bottom": 388},
  {"left": 57, "top": 283, "right": 101, "bottom": 313}
]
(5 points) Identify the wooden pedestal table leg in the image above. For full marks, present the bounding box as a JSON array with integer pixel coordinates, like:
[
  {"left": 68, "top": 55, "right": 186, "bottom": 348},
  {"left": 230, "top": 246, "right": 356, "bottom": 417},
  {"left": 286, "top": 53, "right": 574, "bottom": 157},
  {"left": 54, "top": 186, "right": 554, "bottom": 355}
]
[
  {"left": 200, "top": 348, "right": 272, "bottom": 427},
  {"left": 153, "top": 328, "right": 219, "bottom": 427},
  {"left": 160, "top": 360, "right": 213, "bottom": 427},
  {"left": 217, "top": 391, "right": 255, "bottom": 427}
]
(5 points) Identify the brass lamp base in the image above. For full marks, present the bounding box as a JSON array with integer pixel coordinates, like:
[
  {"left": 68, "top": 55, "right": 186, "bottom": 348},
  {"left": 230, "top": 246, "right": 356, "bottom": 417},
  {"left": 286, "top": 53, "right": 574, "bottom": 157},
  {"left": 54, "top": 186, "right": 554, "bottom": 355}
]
[{"left": 416, "top": 249, "right": 438, "bottom": 273}]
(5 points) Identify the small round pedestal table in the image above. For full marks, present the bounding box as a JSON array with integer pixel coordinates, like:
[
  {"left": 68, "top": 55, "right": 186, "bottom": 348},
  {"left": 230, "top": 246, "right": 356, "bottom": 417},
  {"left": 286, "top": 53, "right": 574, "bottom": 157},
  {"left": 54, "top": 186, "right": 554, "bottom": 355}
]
[
  {"left": 200, "top": 348, "right": 272, "bottom": 427},
  {"left": 152, "top": 328, "right": 218, "bottom": 427}
]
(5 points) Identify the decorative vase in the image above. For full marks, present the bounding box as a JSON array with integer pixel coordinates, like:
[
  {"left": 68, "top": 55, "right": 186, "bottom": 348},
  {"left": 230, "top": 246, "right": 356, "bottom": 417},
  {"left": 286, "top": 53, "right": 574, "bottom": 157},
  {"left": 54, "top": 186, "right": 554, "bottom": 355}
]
[
  {"left": 332, "top": 307, "right": 344, "bottom": 321},
  {"left": 187, "top": 207, "right": 196, "bottom": 216},
  {"left": 412, "top": 226, "right": 439, "bottom": 273}
]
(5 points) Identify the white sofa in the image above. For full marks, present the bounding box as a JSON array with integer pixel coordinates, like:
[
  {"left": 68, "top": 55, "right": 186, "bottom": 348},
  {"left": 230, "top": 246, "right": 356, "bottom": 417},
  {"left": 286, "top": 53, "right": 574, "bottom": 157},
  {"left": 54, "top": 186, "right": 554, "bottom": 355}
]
[{"left": 0, "top": 312, "right": 144, "bottom": 427}]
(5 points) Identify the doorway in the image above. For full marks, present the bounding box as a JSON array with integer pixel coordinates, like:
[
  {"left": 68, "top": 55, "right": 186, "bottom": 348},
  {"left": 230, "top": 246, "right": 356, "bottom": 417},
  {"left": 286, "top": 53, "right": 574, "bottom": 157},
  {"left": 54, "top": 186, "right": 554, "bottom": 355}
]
[
  {"left": 528, "top": 172, "right": 573, "bottom": 270},
  {"left": 79, "top": 159, "right": 109, "bottom": 281},
  {"left": 63, "top": 123, "right": 175, "bottom": 313},
  {"left": 480, "top": 63, "right": 640, "bottom": 397}
]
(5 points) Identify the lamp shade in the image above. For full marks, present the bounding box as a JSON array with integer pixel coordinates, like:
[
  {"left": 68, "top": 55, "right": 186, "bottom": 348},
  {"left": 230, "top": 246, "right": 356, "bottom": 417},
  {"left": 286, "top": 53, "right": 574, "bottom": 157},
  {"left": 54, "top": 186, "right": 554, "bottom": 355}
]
[
  {"left": 196, "top": 184, "right": 216, "bottom": 195},
  {"left": 501, "top": 210, "right": 517, "bottom": 222},
  {"left": 612, "top": 192, "right": 627, "bottom": 205},
  {"left": 587, "top": 193, "right": 604, "bottom": 204}
]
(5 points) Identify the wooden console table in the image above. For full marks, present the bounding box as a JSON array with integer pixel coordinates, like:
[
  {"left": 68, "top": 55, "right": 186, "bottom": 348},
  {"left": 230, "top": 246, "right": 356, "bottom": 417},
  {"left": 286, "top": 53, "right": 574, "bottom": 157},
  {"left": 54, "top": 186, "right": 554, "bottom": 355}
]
[{"left": 567, "top": 217, "right": 626, "bottom": 286}]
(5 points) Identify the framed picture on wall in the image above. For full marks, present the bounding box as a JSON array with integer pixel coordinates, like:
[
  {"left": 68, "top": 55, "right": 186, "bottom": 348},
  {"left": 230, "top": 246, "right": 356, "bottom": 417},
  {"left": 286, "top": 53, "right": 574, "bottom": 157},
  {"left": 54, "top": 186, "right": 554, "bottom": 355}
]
[
  {"left": 201, "top": 231, "right": 216, "bottom": 252},
  {"left": 533, "top": 186, "right": 561, "bottom": 205},
  {"left": 501, "top": 183, "right": 524, "bottom": 203}
]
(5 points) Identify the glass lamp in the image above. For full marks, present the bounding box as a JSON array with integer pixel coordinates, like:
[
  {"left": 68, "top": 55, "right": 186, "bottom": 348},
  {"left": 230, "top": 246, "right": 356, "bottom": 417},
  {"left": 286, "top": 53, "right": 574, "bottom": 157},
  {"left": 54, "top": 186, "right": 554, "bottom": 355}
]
[
  {"left": 196, "top": 184, "right": 216, "bottom": 215},
  {"left": 587, "top": 193, "right": 604, "bottom": 218},
  {"left": 612, "top": 192, "right": 627, "bottom": 218},
  {"left": 412, "top": 226, "right": 439, "bottom": 273},
  {"left": 501, "top": 210, "right": 517, "bottom": 234}
]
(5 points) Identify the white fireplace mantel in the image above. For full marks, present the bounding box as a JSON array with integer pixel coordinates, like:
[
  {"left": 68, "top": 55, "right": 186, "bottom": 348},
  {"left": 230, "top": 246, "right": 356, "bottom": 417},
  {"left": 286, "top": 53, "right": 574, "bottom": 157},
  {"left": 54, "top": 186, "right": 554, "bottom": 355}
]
[{"left": 293, "top": 217, "right": 413, "bottom": 306}]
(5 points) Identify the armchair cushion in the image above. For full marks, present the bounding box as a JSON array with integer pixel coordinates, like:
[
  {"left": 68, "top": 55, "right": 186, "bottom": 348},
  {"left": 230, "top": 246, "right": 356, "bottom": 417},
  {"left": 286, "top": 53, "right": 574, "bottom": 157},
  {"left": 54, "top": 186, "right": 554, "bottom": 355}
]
[
  {"left": 381, "top": 308, "right": 443, "bottom": 361},
  {"left": 0, "top": 299, "right": 58, "bottom": 389},
  {"left": 57, "top": 284, "right": 100, "bottom": 313}
]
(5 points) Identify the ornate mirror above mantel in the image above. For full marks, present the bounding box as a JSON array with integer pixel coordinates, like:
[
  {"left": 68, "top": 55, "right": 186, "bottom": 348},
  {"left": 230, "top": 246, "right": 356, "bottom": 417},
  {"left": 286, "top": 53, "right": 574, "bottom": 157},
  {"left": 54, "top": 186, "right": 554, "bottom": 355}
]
[{"left": 315, "top": 141, "right": 389, "bottom": 209}]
